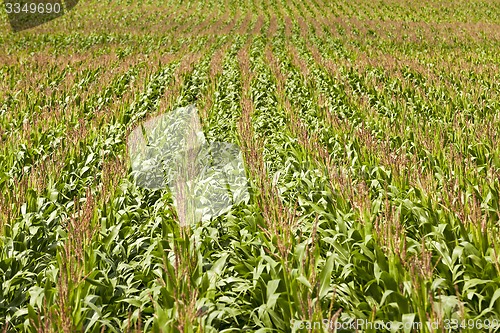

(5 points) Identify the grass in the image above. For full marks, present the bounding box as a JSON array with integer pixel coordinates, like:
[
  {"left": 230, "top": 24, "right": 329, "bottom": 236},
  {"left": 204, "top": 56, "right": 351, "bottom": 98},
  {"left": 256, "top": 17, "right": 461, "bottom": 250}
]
[{"left": 0, "top": 0, "right": 499, "bottom": 332}]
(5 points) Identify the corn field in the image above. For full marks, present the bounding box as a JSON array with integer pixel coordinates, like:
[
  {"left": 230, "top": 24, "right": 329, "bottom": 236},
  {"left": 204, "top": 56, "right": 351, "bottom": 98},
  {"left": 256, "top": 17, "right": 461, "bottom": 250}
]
[{"left": 0, "top": 0, "right": 500, "bottom": 332}]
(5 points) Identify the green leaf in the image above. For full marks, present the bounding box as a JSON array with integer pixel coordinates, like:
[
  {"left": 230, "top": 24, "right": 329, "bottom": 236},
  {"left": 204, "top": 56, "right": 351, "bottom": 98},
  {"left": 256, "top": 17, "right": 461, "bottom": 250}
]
[{"left": 319, "top": 255, "right": 335, "bottom": 299}]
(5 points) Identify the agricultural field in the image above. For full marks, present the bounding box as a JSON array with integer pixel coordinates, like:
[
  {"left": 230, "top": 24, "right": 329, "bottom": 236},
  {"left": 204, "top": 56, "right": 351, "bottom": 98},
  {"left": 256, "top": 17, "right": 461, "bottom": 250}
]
[{"left": 0, "top": 0, "right": 500, "bottom": 332}]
